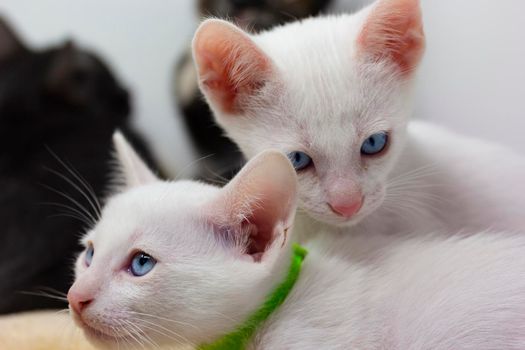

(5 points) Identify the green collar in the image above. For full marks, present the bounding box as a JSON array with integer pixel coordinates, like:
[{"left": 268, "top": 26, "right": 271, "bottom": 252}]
[{"left": 198, "top": 244, "right": 308, "bottom": 350}]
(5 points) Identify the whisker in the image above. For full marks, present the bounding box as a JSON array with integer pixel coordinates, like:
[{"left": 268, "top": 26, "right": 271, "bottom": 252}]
[
  {"left": 54, "top": 308, "right": 70, "bottom": 315},
  {"left": 43, "top": 166, "right": 101, "bottom": 221},
  {"left": 37, "top": 286, "right": 68, "bottom": 297},
  {"left": 47, "top": 213, "right": 92, "bottom": 226},
  {"left": 386, "top": 189, "right": 447, "bottom": 201},
  {"left": 279, "top": 10, "right": 299, "bottom": 22},
  {"left": 387, "top": 163, "right": 440, "bottom": 185},
  {"left": 39, "top": 184, "right": 97, "bottom": 225},
  {"left": 67, "top": 163, "right": 103, "bottom": 216},
  {"left": 383, "top": 194, "right": 445, "bottom": 219},
  {"left": 387, "top": 172, "right": 440, "bottom": 188},
  {"left": 133, "top": 321, "right": 185, "bottom": 347},
  {"left": 120, "top": 321, "right": 145, "bottom": 350},
  {"left": 45, "top": 147, "right": 102, "bottom": 217},
  {"left": 41, "top": 201, "right": 94, "bottom": 226},
  {"left": 387, "top": 184, "right": 451, "bottom": 205},
  {"left": 175, "top": 154, "right": 216, "bottom": 181},
  {"left": 199, "top": 158, "right": 243, "bottom": 186},
  {"left": 206, "top": 309, "right": 240, "bottom": 324},
  {"left": 125, "top": 319, "right": 159, "bottom": 350},
  {"left": 18, "top": 290, "right": 68, "bottom": 303},
  {"left": 132, "top": 317, "right": 193, "bottom": 347},
  {"left": 112, "top": 325, "right": 121, "bottom": 350},
  {"left": 125, "top": 310, "right": 199, "bottom": 330},
  {"left": 200, "top": 175, "right": 229, "bottom": 186}
]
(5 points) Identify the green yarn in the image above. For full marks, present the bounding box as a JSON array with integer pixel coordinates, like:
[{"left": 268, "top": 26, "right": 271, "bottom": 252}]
[{"left": 198, "top": 244, "right": 308, "bottom": 350}]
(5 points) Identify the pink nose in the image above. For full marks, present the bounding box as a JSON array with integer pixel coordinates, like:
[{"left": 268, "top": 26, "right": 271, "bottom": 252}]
[
  {"left": 67, "top": 289, "right": 94, "bottom": 315},
  {"left": 329, "top": 197, "right": 363, "bottom": 218}
]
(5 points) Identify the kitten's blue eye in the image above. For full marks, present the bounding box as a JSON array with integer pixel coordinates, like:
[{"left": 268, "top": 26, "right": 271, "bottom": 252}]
[
  {"left": 85, "top": 244, "right": 94, "bottom": 267},
  {"left": 130, "top": 252, "right": 156, "bottom": 277},
  {"left": 361, "top": 132, "right": 389, "bottom": 156},
  {"left": 287, "top": 151, "right": 313, "bottom": 171}
]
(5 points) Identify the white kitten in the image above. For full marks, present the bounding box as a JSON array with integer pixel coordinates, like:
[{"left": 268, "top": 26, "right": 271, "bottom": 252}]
[
  {"left": 68, "top": 134, "right": 525, "bottom": 349},
  {"left": 68, "top": 133, "right": 297, "bottom": 349},
  {"left": 192, "top": 0, "right": 525, "bottom": 238}
]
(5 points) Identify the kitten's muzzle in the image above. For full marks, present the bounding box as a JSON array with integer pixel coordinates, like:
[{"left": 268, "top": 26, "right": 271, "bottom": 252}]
[
  {"left": 325, "top": 178, "right": 364, "bottom": 218},
  {"left": 328, "top": 196, "right": 363, "bottom": 218},
  {"left": 67, "top": 288, "right": 94, "bottom": 315}
]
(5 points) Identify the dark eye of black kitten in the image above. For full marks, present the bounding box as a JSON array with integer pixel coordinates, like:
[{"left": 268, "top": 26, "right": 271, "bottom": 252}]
[{"left": 0, "top": 16, "right": 156, "bottom": 314}]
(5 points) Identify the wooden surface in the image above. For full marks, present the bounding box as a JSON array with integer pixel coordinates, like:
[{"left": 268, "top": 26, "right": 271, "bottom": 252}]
[
  {"left": 0, "top": 310, "right": 96, "bottom": 350},
  {"left": 0, "top": 310, "right": 193, "bottom": 350}
]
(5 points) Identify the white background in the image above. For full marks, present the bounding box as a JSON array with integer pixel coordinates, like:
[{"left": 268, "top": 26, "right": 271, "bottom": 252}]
[{"left": 1, "top": 0, "right": 524, "bottom": 176}]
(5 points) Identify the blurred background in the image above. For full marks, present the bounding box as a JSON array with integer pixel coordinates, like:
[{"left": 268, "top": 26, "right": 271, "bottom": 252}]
[{"left": 0, "top": 0, "right": 523, "bottom": 314}]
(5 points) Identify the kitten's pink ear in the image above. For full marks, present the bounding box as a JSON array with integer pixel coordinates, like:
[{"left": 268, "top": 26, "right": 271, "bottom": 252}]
[
  {"left": 206, "top": 150, "right": 297, "bottom": 260},
  {"left": 112, "top": 131, "right": 158, "bottom": 188},
  {"left": 357, "top": 0, "right": 425, "bottom": 76},
  {"left": 192, "top": 19, "right": 273, "bottom": 114}
]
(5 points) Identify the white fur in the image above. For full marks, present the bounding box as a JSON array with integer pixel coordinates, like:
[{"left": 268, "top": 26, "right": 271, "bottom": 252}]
[
  {"left": 68, "top": 141, "right": 296, "bottom": 349},
  {"left": 252, "top": 231, "right": 525, "bottom": 349},
  {"left": 69, "top": 1, "right": 525, "bottom": 348},
  {"left": 194, "top": 5, "right": 415, "bottom": 228},
  {"left": 69, "top": 136, "right": 525, "bottom": 349},
  {"left": 193, "top": 2, "right": 525, "bottom": 239},
  {"left": 72, "top": 180, "right": 289, "bottom": 348}
]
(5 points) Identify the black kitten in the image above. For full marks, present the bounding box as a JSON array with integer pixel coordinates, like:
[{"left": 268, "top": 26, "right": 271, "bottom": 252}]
[
  {"left": 0, "top": 16, "right": 154, "bottom": 314},
  {"left": 174, "top": 0, "right": 333, "bottom": 182}
]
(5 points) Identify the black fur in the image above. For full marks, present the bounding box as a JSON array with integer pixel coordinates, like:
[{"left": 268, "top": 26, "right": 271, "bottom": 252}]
[
  {"left": 0, "top": 16, "right": 154, "bottom": 314},
  {"left": 198, "top": 0, "right": 332, "bottom": 32}
]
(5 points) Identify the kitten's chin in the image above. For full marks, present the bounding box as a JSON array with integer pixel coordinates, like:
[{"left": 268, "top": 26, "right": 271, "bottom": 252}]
[
  {"left": 82, "top": 325, "right": 124, "bottom": 349},
  {"left": 303, "top": 209, "right": 363, "bottom": 228},
  {"left": 324, "top": 213, "right": 367, "bottom": 228},
  {"left": 71, "top": 312, "right": 133, "bottom": 349}
]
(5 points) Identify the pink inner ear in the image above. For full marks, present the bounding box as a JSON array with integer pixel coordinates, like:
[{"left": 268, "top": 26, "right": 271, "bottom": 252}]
[
  {"left": 193, "top": 20, "right": 271, "bottom": 114},
  {"left": 240, "top": 185, "right": 292, "bottom": 260},
  {"left": 358, "top": 0, "right": 425, "bottom": 75},
  {"left": 206, "top": 201, "right": 278, "bottom": 262},
  {"left": 209, "top": 185, "right": 292, "bottom": 262},
  {"left": 228, "top": 202, "right": 281, "bottom": 262},
  {"left": 204, "top": 151, "right": 297, "bottom": 261}
]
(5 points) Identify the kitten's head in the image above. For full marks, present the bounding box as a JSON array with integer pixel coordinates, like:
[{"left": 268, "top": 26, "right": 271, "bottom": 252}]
[
  {"left": 198, "top": 0, "right": 332, "bottom": 32},
  {"left": 193, "top": 0, "right": 425, "bottom": 227},
  {"left": 67, "top": 133, "right": 297, "bottom": 348},
  {"left": 0, "top": 16, "right": 129, "bottom": 136}
]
